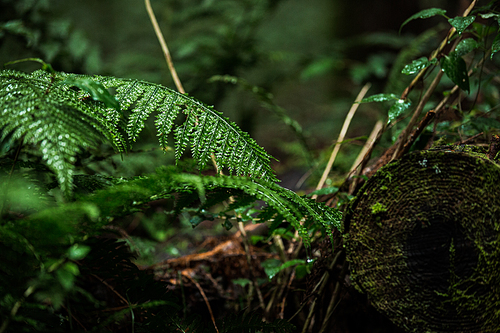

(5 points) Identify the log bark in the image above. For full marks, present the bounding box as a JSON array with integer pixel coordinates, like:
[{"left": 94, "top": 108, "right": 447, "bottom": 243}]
[{"left": 345, "top": 145, "right": 500, "bottom": 333}]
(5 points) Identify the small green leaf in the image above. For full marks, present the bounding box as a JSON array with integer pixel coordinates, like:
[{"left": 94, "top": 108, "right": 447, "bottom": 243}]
[
  {"left": 388, "top": 99, "right": 411, "bottom": 124},
  {"left": 479, "top": 13, "right": 499, "bottom": 19},
  {"left": 57, "top": 263, "right": 79, "bottom": 291},
  {"left": 400, "top": 8, "right": 447, "bottom": 32},
  {"left": 60, "top": 77, "right": 121, "bottom": 111},
  {"left": 359, "top": 93, "right": 399, "bottom": 103},
  {"left": 300, "top": 58, "right": 340, "bottom": 80},
  {"left": 222, "top": 219, "right": 233, "bottom": 231},
  {"left": 280, "top": 259, "right": 307, "bottom": 270},
  {"left": 401, "top": 57, "right": 437, "bottom": 75},
  {"left": 68, "top": 244, "right": 91, "bottom": 260},
  {"left": 455, "top": 38, "right": 479, "bottom": 57},
  {"left": 448, "top": 16, "right": 476, "bottom": 34},
  {"left": 261, "top": 258, "right": 282, "bottom": 279},
  {"left": 232, "top": 278, "right": 251, "bottom": 287},
  {"left": 491, "top": 33, "right": 500, "bottom": 59},
  {"left": 189, "top": 215, "right": 204, "bottom": 228},
  {"left": 308, "top": 186, "right": 339, "bottom": 197},
  {"left": 440, "top": 52, "right": 470, "bottom": 92}
]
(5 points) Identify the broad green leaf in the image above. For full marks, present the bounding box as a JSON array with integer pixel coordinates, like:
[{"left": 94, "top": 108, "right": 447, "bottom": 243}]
[
  {"left": 491, "top": 33, "right": 500, "bottom": 59},
  {"left": 448, "top": 16, "right": 476, "bottom": 34},
  {"left": 68, "top": 244, "right": 91, "bottom": 260},
  {"left": 440, "top": 52, "right": 470, "bottom": 92},
  {"left": 388, "top": 99, "right": 412, "bottom": 124},
  {"left": 261, "top": 258, "right": 282, "bottom": 279},
  {"left": 455, "top": 38, "right": 479, "bottom": 57},
  {"left": 401, "top": 57, "right": 437, "bottom": 75},
  {"left": 359, "top": 93, "right": 399, "bottom": 103},
  {"left": 60, "top": 77, "right": 121, "bottom": 111},
  {"left": 400, "top": 8, "right": 447, "bottom": 32},
  {"left": 262, "top": 258, "right": 309, "bottom": 280}
]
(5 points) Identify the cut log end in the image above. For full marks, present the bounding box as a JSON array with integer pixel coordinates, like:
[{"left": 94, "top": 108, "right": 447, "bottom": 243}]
[{"left": 345, "top": 146, "right": 500, "bottom": 333}]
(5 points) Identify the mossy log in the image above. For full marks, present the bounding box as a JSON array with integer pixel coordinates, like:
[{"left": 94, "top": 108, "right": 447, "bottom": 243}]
[{"left": 345, "top": 146, "right": 500, "bottom": 333}]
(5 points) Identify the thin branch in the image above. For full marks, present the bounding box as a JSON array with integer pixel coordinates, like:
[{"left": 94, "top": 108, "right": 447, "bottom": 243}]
[
  {"left": 237, "top": 221, "right": 266, "bottom": 311},
  {"left": 392, "top": 69, "right": 445, "bottom": 160},
  {"left": 144, "top": 0, "right": 185, "bottom": 94},
  {"left": 318, "top": 259, "right": 348, "bottom": 333},
  {"left": 349, "top": 120, "right": 383, "bottom": 174},
  {"left": 313, "top": 83, "right": 371, "bottom": 198},
  {"left": 392, "top": 0, "right": 478, "bottom": 158},
  {"left": 183, "top": 272, "right": 219, "bottom": 333}
]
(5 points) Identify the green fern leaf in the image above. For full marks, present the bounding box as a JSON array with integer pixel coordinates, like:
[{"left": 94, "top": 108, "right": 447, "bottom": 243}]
[
  {"left": 93, "top": 73, "right": 276, "bottom": 180},
  {"left": 0, "top": 69, "right": 125, "bottom": 195},
  {"left": 1, "top": 68, "right": 277, "bottom": 196}
]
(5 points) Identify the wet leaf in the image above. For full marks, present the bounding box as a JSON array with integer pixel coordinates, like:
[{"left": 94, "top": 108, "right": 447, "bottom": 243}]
[
  {"left": 400, "top": 8, "right": 447, "bottom": 32},
  {"left": 440, "top": 52, "right": 470, "bottom": 92},
  {"left": 68, "top": 244, "right": 91, "bottom": 260},
  {"left": 401, "top": 57, "right": 437, "bottom": 75},
  {"left": 308, "top": 186, "right": 339, "bottom": 197},
  {"left": 388, "top": 99, "right": 412, "bottom": 124},
  {"left": 261, "top": 258, "right": 282, "bottom": 279},
  {"left": 455, "top": 38, "right": 479, "bottom": 57},
  {"left": 448, "top": 16, "right": 476, "bottom": 34},
  {"left": 359, "top": 93, "right": 399, "bottom": 103},
  {"left": 60, "top": 77, "right": 121, "bottom": 111}
]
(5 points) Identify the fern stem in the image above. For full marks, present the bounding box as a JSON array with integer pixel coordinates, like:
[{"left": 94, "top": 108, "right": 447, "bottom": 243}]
[
  {"left": 144, "top": 0, "right": 185, "bottom": 94},
  {"left": 183, "top": 273, "right": 219, "bottom": 333},
  {"left": 313, "top": 83, "right": 371, "bottom": 197}
]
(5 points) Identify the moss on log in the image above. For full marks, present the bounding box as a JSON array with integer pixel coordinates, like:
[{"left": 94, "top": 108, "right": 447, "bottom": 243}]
[{"left": 345, "top": 146, "right": 500, "bottom": 333}]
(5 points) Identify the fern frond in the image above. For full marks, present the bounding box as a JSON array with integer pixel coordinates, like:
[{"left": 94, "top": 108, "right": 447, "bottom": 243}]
[
  {"left": 91, "top": 72, "right": 276, "bottom": 180},
  {"left": 0, "top": 68, "right": 277, "bottom": 195},
  {"left": 79, "top": 166, "right": 341, "bottom": 246},
  {"left": 0, "top": 69, "right": 125, "bottom": 195}
]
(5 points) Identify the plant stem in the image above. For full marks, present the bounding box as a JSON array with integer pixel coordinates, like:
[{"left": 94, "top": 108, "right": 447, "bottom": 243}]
[
  {"left": 313, "top": 83, "right": 371, "bottom": 197},
  {"left": 144, "top": 0, "right": 185, "bottom": 94}
]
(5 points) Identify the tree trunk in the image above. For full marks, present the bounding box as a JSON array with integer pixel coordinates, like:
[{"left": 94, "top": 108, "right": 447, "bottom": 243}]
[{"left": 345, "top": 145, "right": 500, "bottom": 333}]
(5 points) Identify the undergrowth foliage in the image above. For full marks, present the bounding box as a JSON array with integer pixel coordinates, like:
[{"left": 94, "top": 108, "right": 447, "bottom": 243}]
[
  {"left": 4, "top": 1, "right": 500, "bottom": 332},
  {"left": 0, "top": 65, "right": 340, "bottom": 332},
  {"left": 0, "top": 68, "right": 277, "bottom": 195}
]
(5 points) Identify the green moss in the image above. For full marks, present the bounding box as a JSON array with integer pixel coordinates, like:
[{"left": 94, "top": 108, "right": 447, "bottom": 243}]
[{"left": 371, "top": 202, "right": 387, "bottom": 214}]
